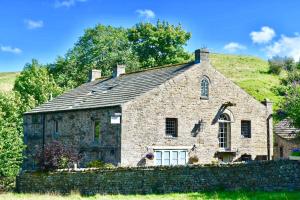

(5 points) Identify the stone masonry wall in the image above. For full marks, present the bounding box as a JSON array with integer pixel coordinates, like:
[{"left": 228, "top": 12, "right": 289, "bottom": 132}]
[
  {"left": 17, "top": 160, "right": 300, "bottom": 195},
  {"left": 274, "top": 135, "right": 300, "bottom": 159},
  {"left": 121, "top": 60, "right": 272, "bottom": 166},
  {"left": 23, "top": 106, "right": 122, "bottom": 170}
]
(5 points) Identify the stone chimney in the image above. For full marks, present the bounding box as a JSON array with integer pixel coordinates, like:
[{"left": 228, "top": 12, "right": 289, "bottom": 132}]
[
  {"left": 89, "top": 69, "right": 101, "bottom": 82},
  {"left": 264, "top": 98, "right": 273, "bottom": 116},
  {"left": 113, "top": 64, "right": 126, "bottom": 78},
  {"left": 195, "top": 48, "right": 209, "bottom": 63}
]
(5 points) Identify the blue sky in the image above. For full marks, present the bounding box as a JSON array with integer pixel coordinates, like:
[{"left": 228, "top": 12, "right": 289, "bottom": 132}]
[{"left": 1, "top": 0, "right": 300, "bottom": 72}]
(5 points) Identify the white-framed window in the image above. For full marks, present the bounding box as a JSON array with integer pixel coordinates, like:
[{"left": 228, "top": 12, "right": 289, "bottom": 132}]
[
  {"left": 154, "top": 149, "right": 188, "bottom": 166},
  {"left": 218, "top": 113, "right": 231, "bottom": 149}
]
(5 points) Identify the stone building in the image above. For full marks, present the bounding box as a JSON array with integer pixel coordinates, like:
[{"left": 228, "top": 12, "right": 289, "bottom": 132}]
[
  {"left": 274, "top": 118, "right": 300, "bottom": 159},
  {"left": 23, "top": 49, "right": 273, "bottom": 170}
]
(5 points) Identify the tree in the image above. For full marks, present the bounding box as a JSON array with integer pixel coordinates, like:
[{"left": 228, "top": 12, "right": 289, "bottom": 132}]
[
  {"left": 49, "top": 25, "right": 140, "bottom": 88},
  {"left": 283, "top": 86, "right": 300, "bottom": 138},
  {"left": 0, "top": 92, "right": 24, "bottom": 190},
  {"left": 14, "top": 59, "right": 63, "bottom": 108},
  {"left": 128, "top": 21, "right": 191, "bottom": 68}
]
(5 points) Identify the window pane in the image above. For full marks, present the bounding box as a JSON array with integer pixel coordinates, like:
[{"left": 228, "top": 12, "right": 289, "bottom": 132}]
[
  {"left": 171, "top": 151, "right": 178, "bottom": 165},
  {"left": 166, "top": 118, "right": 178, "bottom": 137},
  {"left": 94, "top": 121, "right": 101, "bottom": 141},
  {"left": 179, "top": 151, "right": 186, "bottom": 165},
  {"left": 155, "top": 151, "right": 162, "bottom": 165},
  {"left": 201, "top": 79, "right": 209, "bottom": 97},
  {"left": 163, "top": 151, "right": 170, "bottom": 166},
  {"left": 241, "top": 120, "right": 251, "bottom": 138}
]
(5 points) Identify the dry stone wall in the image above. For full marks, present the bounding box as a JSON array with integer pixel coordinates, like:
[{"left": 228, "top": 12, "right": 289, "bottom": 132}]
[{"left": 17, "top": 160, "right": 300, "bottom": 195}]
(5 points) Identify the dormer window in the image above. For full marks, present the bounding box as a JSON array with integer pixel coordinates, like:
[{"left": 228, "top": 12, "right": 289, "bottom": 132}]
[{"left": 201, "top": 77, "right": 209, "bottom": 98}]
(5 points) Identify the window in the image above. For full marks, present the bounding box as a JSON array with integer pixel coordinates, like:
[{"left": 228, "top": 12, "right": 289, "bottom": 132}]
[
  {"left": 241, "top": 120, "right": 251, "bottom": 138},
  {"left": 155, "top": 151, "right": 162, "bottom": 165},
  {"left": 280, "top": 146, "right": 284, "bottom": 158},
  {"left": 32, "top": 115, "right": 39, "bottom": 124},
  {"left": 154, "top": 150, "right": 187, "bottom": 166},
  {"left": 201, "top": 78, "right": 209, "bottom": 98},
  {"left": 218, "top": 114, "right": 231, "bottom": 149},
  {"left": 54, "top": 120, "right": 59, "bottom": 133},
  {"left": 165, "top": 118, "right": 178, "bottom": 137},
  {"left": 94, "top": 121, "right": 101, "bottom": 141}
]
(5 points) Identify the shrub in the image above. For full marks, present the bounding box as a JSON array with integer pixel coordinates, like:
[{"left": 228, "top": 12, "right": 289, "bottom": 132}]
[
  {"left": 35, "top": 140, "right": 80, "bottom": 171},
  {"left": 86, "top": 160, "right": 115, "bottom": 168},
  {"left": 268, "top": 57, "right": 284, "bottom": 75},
  {"left": 291, "top": 148, "right": 300, "bottom": 156}
]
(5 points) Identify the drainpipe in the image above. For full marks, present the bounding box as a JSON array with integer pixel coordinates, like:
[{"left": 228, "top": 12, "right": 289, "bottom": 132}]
[
  {"left": 267, "top": 114, "right": 272, "bottom": 160},
  {"left": 264, "top": 98, "right": 273, "bottom": 161},
  {"left": 42, "top": 113, "right": 46, "bottom": 166}
]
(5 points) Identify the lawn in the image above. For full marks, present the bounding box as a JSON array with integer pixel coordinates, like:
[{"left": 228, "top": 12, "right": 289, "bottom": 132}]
[
  {"left": 1, "top": 191, "right": 300, "bottom": 200},
  {"left": 0, "top": 72, "right": 19, "bottom": 92}
]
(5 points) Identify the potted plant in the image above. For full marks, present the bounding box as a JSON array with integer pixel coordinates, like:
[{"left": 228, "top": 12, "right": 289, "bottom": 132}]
[
  {"left": 289, "top": 148, "right": 300, "bottom": 160},
  {"left": 145, "top": 153, "right": 154, "bottom": 160}
]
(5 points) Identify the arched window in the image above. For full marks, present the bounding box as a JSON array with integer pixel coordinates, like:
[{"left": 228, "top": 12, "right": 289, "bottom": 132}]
[
  {"left": 201, "top": 78, "right": 209, "bottom": 98},
  {"left": 218, "top": 113, "right": 231, "bottom": 149}
]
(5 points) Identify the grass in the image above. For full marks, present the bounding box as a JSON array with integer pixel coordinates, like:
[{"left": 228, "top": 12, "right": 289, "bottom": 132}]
[
  {"left": 0, "top": 72, "right": 19, "bottom": 92},
  {"left": 1, "top": 191, "right": 300, "bottom": 200},
  {"left": 210, "top": 53, "right": 283, "bottom": 110}
]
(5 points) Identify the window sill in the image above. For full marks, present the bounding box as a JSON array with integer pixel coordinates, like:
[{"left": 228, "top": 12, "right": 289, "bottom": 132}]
[
  {"left": 164, "top": 136, "right": 178, "bottom": 139},
  {"left": 200, "top": 96, "right": 209, "bottom": 100},
  {"left": 241, "top": 136, "right": 251, "bottom": 139}
]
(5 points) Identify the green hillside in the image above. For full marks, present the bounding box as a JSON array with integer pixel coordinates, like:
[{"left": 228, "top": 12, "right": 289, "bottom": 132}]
[
  {"left": 0, "top": 54, "right": 282, "bottom": 109},
  {"left": 210, "top": 53, "right": 282, "bottom": 109},
  {"left": 0, "top": 72, "right": 19, "bottom": 92}
]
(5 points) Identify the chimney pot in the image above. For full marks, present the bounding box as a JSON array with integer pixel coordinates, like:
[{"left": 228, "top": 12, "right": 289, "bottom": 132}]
[
  {"left": 195, "top": 48, "right": 209, "bottom": 63},
  {"left": 89, "top": 69, "right": 101, "bottom": 82},
  {"left": 113, "top": 64, "right": 126, "bottom": 78}
]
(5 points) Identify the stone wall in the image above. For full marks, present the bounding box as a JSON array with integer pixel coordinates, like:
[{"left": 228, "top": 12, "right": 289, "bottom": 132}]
[
  {"left": 23, "top": 106, "right": 122, "bottom": 170},
  {"left": 121, "top": 60, "right": 272, "bottom": 166},
  {"left": 16, "top": 161, "right": 300, "bottom": 195}
]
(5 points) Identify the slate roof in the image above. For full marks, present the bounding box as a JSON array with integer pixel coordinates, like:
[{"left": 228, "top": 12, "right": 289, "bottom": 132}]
[
  {"left": 26, "top": 62, "right": 194, "bottom": 114},
  {"left": 274, "top": 118, "right": 299, "bottom": 140}
]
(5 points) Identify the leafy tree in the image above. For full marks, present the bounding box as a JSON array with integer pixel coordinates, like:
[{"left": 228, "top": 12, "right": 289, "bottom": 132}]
[
  {"left": 283, "top": 86, "right": 300, "bottom": 137},
  {"left": 268, "top": 56, "right": 284, "bottom": 75},
  {"left": 49, "top": 25, "right": 140, "bottom": 88},
  {"left": 0, "top": 92, "right": 25, "bottom": 190},
  {"left": 128, "top": 21, "right": 191, "bottom": 68},
  {"left": 14, "top": 59, "right": 63, "bottom": 108}
]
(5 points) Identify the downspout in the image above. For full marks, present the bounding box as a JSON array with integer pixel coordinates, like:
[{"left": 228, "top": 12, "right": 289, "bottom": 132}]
[
  {"left": 267, "top": 114, "right": 272, "bottom": 160},
  {"left": 42, "top": 113, "right": 46, "bottom": 166}
]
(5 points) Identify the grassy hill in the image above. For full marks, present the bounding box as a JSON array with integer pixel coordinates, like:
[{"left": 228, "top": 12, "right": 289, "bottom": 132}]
[
  {"left": 0, "top": 72, "right": 19, "bottom": 92},
  {"left": 0, "top": 54, "right": 282, "bottom": 109},
  {"left": 210, "top": 53, "right": 283, "bottom": 110}
]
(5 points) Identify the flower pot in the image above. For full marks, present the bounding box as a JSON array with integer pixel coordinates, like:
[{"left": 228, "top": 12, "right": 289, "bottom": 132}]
[{"left": 289, "top": 156, "right": 300, "bottom": 161}]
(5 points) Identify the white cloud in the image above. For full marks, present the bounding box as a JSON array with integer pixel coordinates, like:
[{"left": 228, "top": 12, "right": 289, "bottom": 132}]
[
  {"left": 24, "top": 19, "right": 44, "bottom": 29},
  {"left": 0, "top": 45, "right": 22, "bottom": 54},
  {"left": 224, "top": 42, "right": 246, "bottom": 52},
  {"left": 250, "top": 26, "right": 276, "bottom": 44},
  {"left": 265, "top": 34, "right": 300, "bottom": 61},
  {"left": 54, "top": 0, "right": 87, "bottom": 8},
  {"left": 136, "top": 9, "right": 155, "bottom": 19}
]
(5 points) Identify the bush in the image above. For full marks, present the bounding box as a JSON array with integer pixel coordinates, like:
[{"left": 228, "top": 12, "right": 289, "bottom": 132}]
[
  {"left": 35, "top": 141, "right": 80, "bottom": 171},
  {"left": 268, "top": 57, "right": 284, "bottom": 75},
  {"left": 291, "top": 148, "right": 300, "bottom": 156},
  {"left": 86, "top": 160, "right": 115, "bottom": 168}
]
